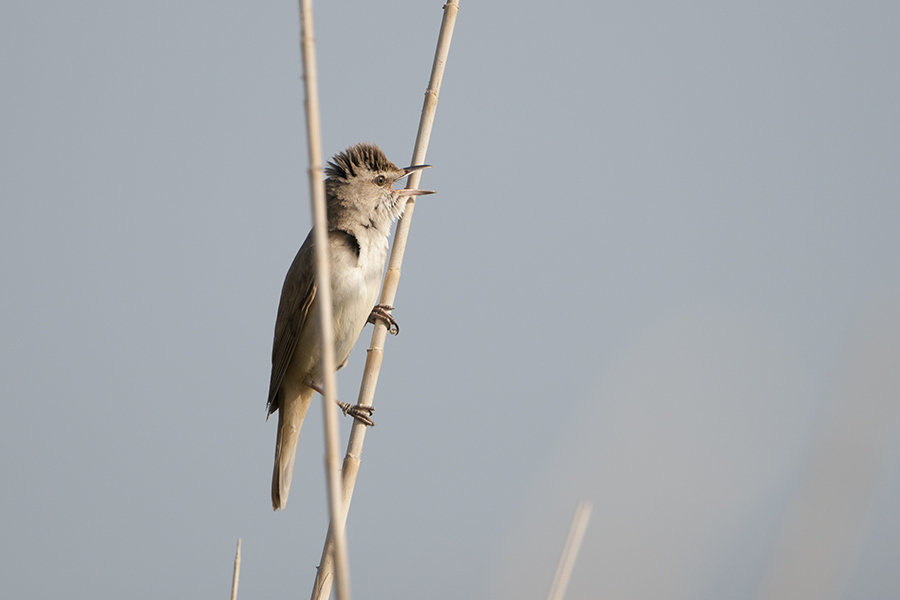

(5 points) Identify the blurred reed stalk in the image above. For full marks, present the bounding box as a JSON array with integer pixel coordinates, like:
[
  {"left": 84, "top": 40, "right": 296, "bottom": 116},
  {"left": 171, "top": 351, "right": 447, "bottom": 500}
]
[
  {"left": 230, "top": 538, "right": 241, "bottom": 600},
  {"left": 310, "top": 3, "right": 460, "bottom": 600},
  {"left": 547, "top": 502, "right": 592, "bottom": 600},
  {"left": 298, "top": 0, "right": 351, "bottom": 598}
]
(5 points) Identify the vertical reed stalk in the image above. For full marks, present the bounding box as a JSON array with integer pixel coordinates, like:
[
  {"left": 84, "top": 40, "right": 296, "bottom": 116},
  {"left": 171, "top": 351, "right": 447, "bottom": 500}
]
[
  {"left": 230, "top": 538, "right": 241, "bottom": 600},
  {"left": 298, "top": 0, "right": 351, "bottom": 598},
  {"left": 547, "top": 502, "right": 592, "bottom": 600},
  {"left": 310, "top": 3, "right": 460, "bottom": 599}
]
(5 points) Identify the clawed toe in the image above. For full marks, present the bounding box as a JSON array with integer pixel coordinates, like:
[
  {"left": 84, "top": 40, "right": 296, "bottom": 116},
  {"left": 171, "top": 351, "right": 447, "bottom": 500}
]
[
  {"left": 368, "top": 304, "right": 399, "bottom": 335},
  {"left": 336, "top": 401, "right": 376, "bottom": 427}
]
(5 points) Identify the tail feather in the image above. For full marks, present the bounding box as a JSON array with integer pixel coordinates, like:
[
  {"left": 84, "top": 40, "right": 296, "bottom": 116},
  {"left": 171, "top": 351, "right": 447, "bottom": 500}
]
[{"left": 271, "top": 385, "right": 315, "bottom": 510}]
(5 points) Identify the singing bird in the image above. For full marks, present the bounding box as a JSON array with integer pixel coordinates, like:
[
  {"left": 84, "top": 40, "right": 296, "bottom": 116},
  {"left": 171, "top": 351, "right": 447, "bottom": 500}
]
[{"left": 267, "top": 142, "right": 433, "bottom": 510}]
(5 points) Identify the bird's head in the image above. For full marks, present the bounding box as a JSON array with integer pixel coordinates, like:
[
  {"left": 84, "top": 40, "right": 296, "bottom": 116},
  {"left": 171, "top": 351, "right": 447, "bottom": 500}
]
[{"left": 324, "top": 143, "right": 433, "bottom": 233}]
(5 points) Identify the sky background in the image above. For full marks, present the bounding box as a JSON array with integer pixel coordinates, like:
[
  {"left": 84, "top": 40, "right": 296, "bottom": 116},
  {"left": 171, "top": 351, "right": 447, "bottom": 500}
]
[{"left": 2, "top": 1, "right": 899, "bottom": 599}]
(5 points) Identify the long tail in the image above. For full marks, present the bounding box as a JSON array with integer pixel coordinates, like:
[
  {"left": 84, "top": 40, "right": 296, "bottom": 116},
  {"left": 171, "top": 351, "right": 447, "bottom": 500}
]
[{"left": 271, "top": 384, "right": 315, "bottom": 510}]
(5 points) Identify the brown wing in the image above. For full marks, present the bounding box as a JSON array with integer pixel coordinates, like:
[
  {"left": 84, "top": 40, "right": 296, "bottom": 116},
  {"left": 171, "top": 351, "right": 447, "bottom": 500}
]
[{"left": 267, "top": 231, "right": 316, "bottom": 415}]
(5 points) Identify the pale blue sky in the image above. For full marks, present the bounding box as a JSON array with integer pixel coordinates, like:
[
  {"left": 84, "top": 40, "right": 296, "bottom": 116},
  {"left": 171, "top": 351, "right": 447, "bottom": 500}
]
[{"left": 2, "top": 1, "right": 899, "bottom": 598}]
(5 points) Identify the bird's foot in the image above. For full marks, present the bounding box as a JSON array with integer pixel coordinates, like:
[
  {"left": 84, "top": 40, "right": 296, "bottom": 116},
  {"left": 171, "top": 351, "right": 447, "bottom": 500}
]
[
  {"left": 336, "top": 401, "right": 376, "bottom": 427},
  {"left": 368, "top": 304, "right": 399, "bottom": 335},
  {"left": 306, "top": 379, "right": 375, "bottom": 426}
]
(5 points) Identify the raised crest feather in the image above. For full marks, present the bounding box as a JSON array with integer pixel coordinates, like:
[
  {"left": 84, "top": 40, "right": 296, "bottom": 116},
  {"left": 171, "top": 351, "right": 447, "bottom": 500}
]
[{"left": 324, "top": 142, "right": 399, "bottom": 181}]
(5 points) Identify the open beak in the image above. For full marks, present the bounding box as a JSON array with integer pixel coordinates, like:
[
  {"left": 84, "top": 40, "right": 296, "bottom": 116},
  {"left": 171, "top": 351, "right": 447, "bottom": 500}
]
[
  {"left": 395, "top": 164, "right": 435, "bottom": 196},
  {"left": 403, "top": 164, "right": 431, "bottom": 175}
]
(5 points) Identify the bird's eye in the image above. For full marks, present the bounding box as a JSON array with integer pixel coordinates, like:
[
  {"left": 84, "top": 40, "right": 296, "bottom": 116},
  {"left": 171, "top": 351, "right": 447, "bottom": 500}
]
[{"left": 375, "top": 175, "right": 387, "bottom": 186}]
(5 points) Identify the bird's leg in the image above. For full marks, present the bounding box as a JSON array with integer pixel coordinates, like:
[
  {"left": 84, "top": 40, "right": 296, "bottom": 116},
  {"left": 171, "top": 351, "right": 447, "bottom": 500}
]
[
  {"left": 305, "top": 379, "right": 376, "bottom": 427},
  {"left": 306, "top": 380, "right": 326, "bottom": 395},
  {"left": 368, "top": 304, "right": 399, "bottom": 335},
  {"left": 337, "top": 401, "right": 375, "bottom": 427}
]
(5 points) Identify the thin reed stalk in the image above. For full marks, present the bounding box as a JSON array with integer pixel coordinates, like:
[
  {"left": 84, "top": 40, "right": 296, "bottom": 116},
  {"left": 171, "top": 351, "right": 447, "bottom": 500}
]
[
  {"left": 547, "top": 502, "right": 592, "bottom": 600},
  {"left": 298, "top": 0, "right": 351, "bottom": 598},
  {"left": 310, "top": 3, "right": 460, "bottom": 599},
  {"left": 230, "top": 538, "right": 241, "bottom": 600}
]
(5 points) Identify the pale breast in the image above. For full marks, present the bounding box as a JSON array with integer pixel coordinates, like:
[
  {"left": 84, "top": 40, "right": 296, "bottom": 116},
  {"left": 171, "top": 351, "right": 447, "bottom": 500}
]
[{"left": 328, "top": 230, "right": 388, "bottom": 367}]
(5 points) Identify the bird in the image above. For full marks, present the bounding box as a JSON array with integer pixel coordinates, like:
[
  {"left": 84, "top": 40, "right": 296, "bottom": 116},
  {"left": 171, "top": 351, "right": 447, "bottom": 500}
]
[{"left": 267, "top": 142, "right": 434, "bottom": 511}]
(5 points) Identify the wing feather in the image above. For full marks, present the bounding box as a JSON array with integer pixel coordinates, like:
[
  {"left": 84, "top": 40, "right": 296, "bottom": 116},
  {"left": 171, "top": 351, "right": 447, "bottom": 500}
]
[{"left": 267, "top": 232, "right": 316, "bottom": 415}]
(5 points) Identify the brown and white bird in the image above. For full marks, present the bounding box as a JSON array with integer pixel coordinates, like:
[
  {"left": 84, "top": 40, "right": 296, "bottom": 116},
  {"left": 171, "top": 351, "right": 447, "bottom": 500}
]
[{"left": 267, "top": 142, "right": 433, "bottom": 510}]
